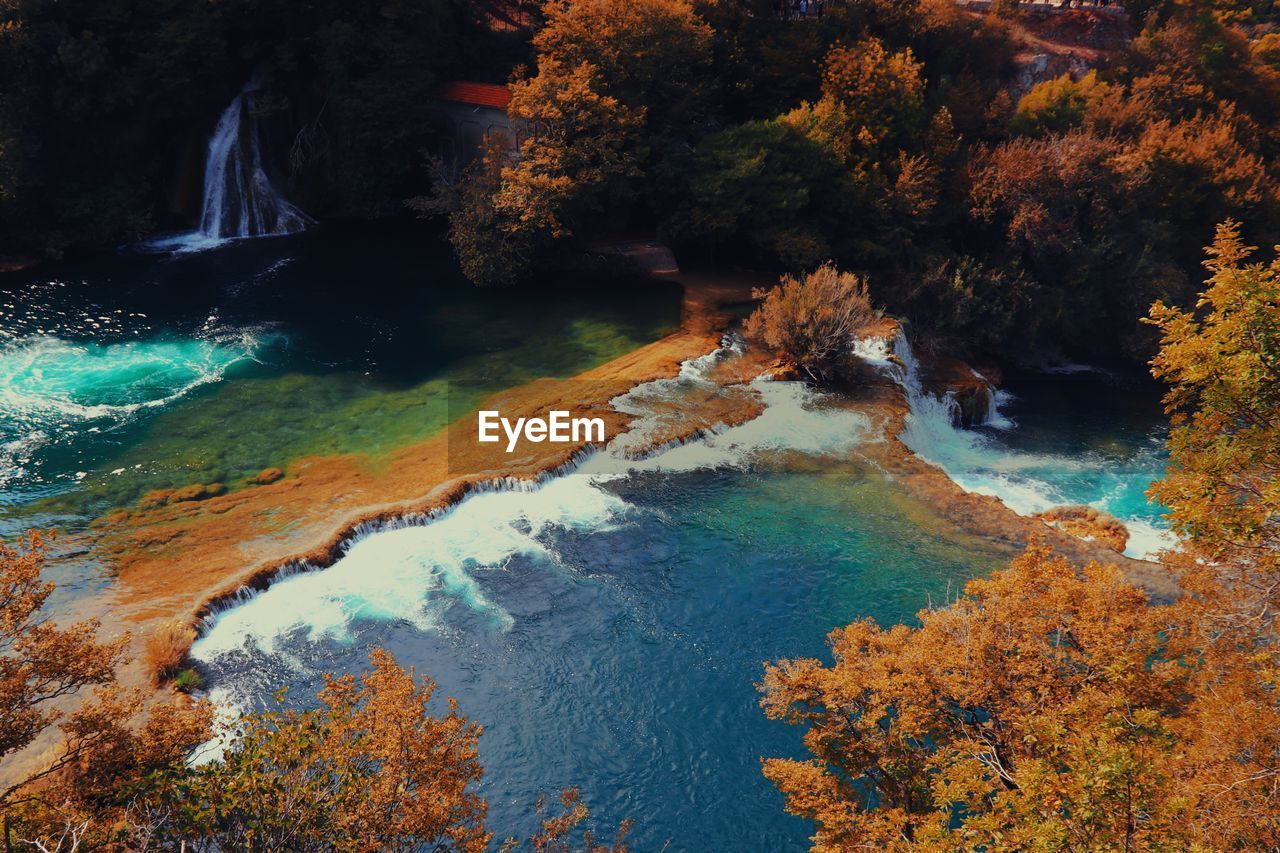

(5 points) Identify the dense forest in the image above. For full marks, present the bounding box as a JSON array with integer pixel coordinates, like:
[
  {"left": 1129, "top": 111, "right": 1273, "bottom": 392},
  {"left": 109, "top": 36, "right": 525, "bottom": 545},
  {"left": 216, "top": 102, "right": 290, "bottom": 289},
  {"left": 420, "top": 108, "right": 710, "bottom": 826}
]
[{"left": 4, "top": 0, "right": 1279, "bottom": 364}]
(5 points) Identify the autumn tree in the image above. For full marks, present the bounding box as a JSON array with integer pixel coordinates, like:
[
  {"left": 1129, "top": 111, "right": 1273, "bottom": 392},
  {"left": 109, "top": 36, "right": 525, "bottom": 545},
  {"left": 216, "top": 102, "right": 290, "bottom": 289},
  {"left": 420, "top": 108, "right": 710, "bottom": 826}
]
[
  {"left": 0, "top": 533, "right": 127, "bottom": 803},
  {"left": 531, "top": 0, "right": 714, "bottom": 150},
  {"left": 424, "top": 64, "right": 644, "bottom": 286},
  {"left": 14, "top": 690, "right": 214, "bottom": 850},
  {"left": 744, "top": 264, "right": 878, "bottom": 382},
  {"left": 1142, "top": 223, "right": 1280, "bottom": 848},
  {"left": 965, "top": 129, "right": 1125, "bottom": 353},
  {"left": 0, "top": 532, "right": 213, "bottom": 849},
  {"left": 142, "top": 648, "right": 489, "bottom": 852},
  {"left": 760, "top": 543, "right": 1194, "bottom": 850},
  {"left": 1147, "top": 221, "right": 1280, "bottom": 633},
  {"left": 813, "top": 37, "right": 927, "bottom": 159},
  {"left": 501, "top": 787, "right": 632, "bottom": 853},
  {"left": 760, "top": 228, "right": 1280, "bottom": 850},
  {"left": 435, "top": 0, "right": 712, "bottom": 285},
  {"left": 1011, "top": 70, "right": 1109, "bottom": 136}
]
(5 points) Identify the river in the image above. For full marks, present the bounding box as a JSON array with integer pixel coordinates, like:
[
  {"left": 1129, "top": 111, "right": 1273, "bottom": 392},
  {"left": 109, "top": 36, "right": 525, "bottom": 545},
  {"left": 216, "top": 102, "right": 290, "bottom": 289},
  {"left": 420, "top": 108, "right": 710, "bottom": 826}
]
[{"left": 0, "top": 226, "right": 1173, "bottom": 850}]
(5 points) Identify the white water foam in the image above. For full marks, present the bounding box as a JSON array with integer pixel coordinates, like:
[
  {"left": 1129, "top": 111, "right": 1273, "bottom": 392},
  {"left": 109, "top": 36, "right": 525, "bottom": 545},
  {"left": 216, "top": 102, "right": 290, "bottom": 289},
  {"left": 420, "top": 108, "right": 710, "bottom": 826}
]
[
  {"left": 856, "top": 331, "right": 1175, "bottom": 561},
  {"left": 191, "top": 474, "right": 629, "bottom": 660},
  {"left": 0, "top": 331, "right": 263, "bottom": 491},
  {"left": 192, "top": 342, "right": 872, "bottom": 663}
]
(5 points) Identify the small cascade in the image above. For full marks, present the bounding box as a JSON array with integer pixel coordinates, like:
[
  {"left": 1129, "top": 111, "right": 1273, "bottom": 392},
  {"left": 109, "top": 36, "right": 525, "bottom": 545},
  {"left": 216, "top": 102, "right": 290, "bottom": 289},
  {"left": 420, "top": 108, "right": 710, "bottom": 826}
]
[
  {"left": 144, "top": 82, "right": 312, "bottom": 252},
  {"left": 854, "top": 328, "right": 1176, "bottom": 561},
  {"left": 969, "top": 369, "right": 1015, "bottom": 430},
  {"left": 855, "top": 332, "right": 1009, "bottom": 432}
]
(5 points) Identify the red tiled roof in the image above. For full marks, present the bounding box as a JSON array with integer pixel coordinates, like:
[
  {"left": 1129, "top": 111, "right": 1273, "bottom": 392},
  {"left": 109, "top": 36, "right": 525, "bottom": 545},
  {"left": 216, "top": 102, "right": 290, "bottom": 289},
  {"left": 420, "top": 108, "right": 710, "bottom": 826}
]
[{"left": 437, "top": 81, "right": 511, "bottom": 109}]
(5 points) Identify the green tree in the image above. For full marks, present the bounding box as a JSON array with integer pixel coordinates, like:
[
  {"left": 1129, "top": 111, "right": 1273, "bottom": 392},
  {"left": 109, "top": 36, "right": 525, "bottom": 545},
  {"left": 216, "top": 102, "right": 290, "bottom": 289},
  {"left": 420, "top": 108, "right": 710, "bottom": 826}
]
[{"left": 663, "top": 119, "right": 850, "bottom": 267}]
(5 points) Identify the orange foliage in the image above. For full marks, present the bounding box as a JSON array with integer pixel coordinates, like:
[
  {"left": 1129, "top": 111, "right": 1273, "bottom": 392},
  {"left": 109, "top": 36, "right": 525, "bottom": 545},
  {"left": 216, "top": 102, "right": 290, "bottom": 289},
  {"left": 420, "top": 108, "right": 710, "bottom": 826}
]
[
  {"left": 760, "top": 542, "right": 1195, "bottom": 850},
  {"left": 1148, "top": 222, "right": 1280, "bottom": 630},
  {"left": 0, "top": 532, "right": 127, "bottom": 800},
  {"left": 146, "top": 648, "right": 490, "bottom": 851},
  {"left": 500, "top": 787, "right": 632, "bottom": 853},
  {"left": 744, "top": 264, "right": 877, "bottom": 381},
  {"left": 760, "top": 228, "right": 1280, "bottom": 850},
  {"left": 142, "top": 620, "right": 196, "bottom": 684},
  {"left": 784, "top": 37, "right": 927, "bottom": 167},
  {"left": 0, "top": 533, "right": 213, "bottom": 848}
]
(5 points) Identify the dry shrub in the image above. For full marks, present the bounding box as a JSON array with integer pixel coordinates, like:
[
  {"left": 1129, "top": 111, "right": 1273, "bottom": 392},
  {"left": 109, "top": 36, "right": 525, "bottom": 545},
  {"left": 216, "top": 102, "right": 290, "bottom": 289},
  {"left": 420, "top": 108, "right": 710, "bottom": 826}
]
[
  {"left": 145, "top": 620, "right": 196, "bottom": 683},
  {"left": 744, "top": 263, "right": 877, "bottom": 381}
]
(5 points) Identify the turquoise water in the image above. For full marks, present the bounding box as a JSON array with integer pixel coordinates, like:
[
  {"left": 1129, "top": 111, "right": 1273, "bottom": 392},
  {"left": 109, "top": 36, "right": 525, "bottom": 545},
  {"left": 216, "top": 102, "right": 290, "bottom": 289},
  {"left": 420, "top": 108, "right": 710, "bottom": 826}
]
[
  {"left": 863, "top": 334, "right": 1172, "bottom": 560},
  {"left": 904, "top": 365, "right": 1171, "bottom": 559},
  {"left": 0, "top": 334, "right": 262, "bottom": 494},
  {"left": 0, "top": 224, "right": 682, "bottom": 522},
  {"left": 192, "top": 378, "right": 1008, "bottom": 850}
]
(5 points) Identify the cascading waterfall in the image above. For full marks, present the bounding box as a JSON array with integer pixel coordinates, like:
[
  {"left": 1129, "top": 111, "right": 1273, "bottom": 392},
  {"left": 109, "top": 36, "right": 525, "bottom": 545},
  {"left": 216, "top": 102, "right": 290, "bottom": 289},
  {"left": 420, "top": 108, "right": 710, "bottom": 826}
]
[
  {"left": 199, "top": 87, "right": 312, "bottom": 239},
  {"left": 853, "top": 333, "right": 1004, "bottom": 439},
  {"left": 855, "top": 329, "right": 1175, "bottom": 560},
  {"left": 144, "top": 82, "right": 312, "bottom": 252}
]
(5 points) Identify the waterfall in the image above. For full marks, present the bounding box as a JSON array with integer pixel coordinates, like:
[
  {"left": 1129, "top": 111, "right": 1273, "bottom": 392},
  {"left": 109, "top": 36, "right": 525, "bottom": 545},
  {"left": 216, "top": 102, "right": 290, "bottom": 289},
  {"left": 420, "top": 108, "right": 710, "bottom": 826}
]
[
  {"left": 854, "top": 328, "right": 1176, "bottom": 561},
  {"left": 854, "top": 332, "right": 1004, "bottom": 438},
  {"left": 144, "top": 83, "right": 312, "bottom": 253},
  {"left": 199, "top": 87, "right": 312, "bottom": 239},
  {"left": 970, "top": 368, "right": 1015, "bottom": 430}
]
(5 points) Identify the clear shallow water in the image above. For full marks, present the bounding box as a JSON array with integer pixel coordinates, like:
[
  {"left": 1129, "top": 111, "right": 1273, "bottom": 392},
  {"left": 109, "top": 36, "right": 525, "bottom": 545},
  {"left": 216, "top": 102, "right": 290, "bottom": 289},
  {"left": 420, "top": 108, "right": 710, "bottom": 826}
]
[
  {"left": 193, "top": 379, "right": 1007, "bottom": 851},
  {"left": 0, "top": 223, "right": 681, "bottom": 523}
]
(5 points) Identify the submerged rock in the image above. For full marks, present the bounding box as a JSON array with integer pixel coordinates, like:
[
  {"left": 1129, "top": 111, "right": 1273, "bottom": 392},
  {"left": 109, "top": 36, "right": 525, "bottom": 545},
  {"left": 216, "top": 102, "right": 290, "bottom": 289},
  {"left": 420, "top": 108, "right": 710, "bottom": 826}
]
[
  {"left": 1035, "top": 505, "right": 1129, "bottom": 553},
  {"left": 173, "top": 482, "right": 226, "bottom": 503},
  {"left": 138, "top": 489, "right": 176, "bottom": 510},
  {"left": 252, "top": 467, "right": 284, "bottom": 485},
  {"left": 141, "top": 482, "right": 228, "bottom": 508}
]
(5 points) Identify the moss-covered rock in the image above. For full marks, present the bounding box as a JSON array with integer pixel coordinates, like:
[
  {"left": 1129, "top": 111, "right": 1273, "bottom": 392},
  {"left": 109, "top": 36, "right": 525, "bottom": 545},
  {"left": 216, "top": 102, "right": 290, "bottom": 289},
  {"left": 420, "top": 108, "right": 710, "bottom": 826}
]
[
  {"left": 169, "top": 482, "right": 227, "bottom": 504},
  {"left": 138, "top": 489, "right": 176, "bottom": 510}
]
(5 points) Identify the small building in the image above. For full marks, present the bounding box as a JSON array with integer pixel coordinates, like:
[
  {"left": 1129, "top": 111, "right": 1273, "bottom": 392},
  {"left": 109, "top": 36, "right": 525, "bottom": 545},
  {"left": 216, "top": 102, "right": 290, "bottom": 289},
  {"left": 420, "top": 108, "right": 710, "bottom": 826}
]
[{"left": 436, "top": 81, "right": 518, "bottom": 165}]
